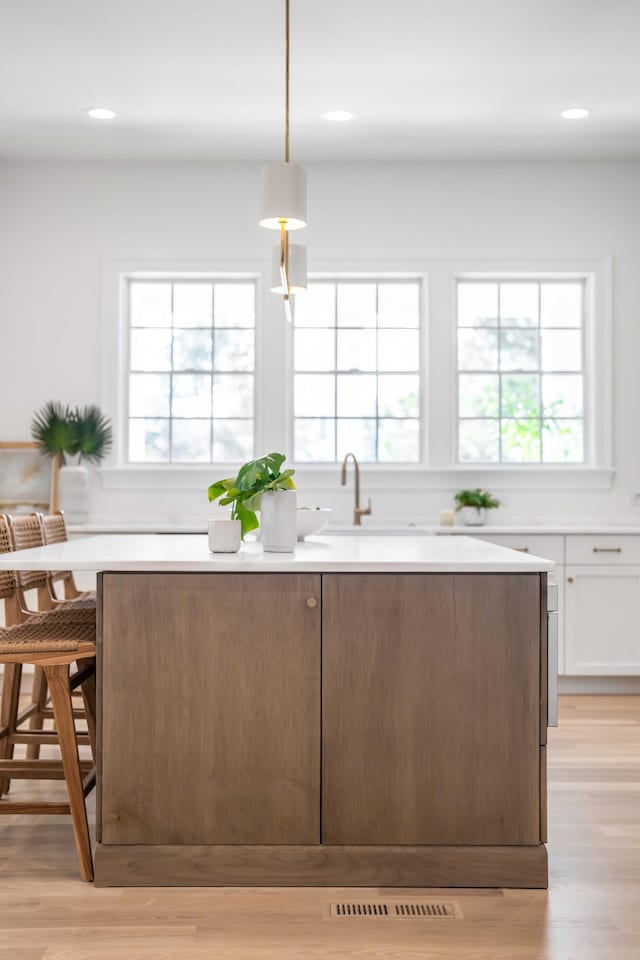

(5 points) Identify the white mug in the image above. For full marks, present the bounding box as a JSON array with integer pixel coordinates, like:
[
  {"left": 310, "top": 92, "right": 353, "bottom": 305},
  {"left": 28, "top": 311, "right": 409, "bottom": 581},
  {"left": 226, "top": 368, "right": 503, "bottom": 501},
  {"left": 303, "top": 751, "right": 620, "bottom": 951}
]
[{"left": 208, "top": 519, "right": 241, "bottom": 553}]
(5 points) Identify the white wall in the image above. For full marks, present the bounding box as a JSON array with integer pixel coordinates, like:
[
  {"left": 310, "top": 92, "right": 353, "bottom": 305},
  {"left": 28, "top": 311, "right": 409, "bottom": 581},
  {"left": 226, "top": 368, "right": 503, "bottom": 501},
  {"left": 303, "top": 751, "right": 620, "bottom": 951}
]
[{"left": 1, "top": 158, "right": 640, "bottom": 525}]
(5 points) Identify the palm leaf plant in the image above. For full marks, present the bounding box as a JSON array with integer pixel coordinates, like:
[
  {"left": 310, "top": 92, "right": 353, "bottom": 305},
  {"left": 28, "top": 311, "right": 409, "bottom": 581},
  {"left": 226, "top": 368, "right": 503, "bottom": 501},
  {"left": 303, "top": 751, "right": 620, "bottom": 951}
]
[
  {"left": 208, "top": 452, "right": 296, "bottom": 540},
  {"left": 30, "top": 401, "right": 76, "bottom": 464},
  {"left": 31, "top": 402, "right": 113, "bottom": 465},
  {"left": 70, "top": 405, "right": 113, "bottom": 463}
]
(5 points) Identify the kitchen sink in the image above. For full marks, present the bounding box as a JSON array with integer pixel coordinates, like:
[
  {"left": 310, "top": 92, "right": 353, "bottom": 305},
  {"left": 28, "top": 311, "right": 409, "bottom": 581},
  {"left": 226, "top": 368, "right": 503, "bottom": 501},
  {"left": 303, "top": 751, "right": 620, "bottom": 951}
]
[{"left": 324, "top": 523, "right": 436, "bottom": 536}]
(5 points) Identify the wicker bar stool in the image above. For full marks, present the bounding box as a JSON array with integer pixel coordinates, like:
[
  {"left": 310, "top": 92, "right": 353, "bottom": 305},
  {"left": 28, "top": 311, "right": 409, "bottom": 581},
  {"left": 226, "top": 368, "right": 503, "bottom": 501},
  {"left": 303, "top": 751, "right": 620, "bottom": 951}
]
[
  {"left": 0, "top": 618, "right": 97, "bottom": 881},
  {"left": 0, "top": 516, "right": 94, "bottom": 789},
  {"left": 0, "top": 517, "right": 96, "bottom": 880},
  {"left": 8, "top": 514, "right": 95, "bottom": 760}
]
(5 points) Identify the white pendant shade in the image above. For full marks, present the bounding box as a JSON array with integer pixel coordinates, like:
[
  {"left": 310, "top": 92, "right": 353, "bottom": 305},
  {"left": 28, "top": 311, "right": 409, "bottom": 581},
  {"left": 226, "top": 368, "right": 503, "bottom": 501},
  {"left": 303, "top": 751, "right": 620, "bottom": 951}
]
[
  {"left": 271, "top": 243, "right": 307, "bottom": 294},
  {"left": 260, "top": 162, "right": 307, "bottom": 230}
]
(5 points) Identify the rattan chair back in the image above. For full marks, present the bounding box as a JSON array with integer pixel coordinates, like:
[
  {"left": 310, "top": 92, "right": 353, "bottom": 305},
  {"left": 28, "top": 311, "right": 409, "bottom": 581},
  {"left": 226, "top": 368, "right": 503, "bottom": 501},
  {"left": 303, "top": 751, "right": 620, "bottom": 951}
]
[
  {"left": 42, "top": 511, "right": 75, "bottom": 589},
  {"left": 42, "top": 512, "right": 68, "bottom": 544},
  {"left": 8, "top": 514, "right": 49, "bottom": 592},
  {"left": 0, "top": 516, "right": 18, "bottom": 600}
]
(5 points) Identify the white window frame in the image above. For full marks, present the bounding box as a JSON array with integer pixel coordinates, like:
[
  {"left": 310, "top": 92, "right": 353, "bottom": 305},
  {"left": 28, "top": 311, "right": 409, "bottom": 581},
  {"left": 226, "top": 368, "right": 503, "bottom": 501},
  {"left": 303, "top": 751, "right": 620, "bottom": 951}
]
[
  {"left": 288, "top": 274, "right": 426, "bottom": 466},
  {"left": 425, "top": 256, "right": 612, "bottom": 490},
  {"left": 454, "top": 276, "right": 588, "bottom": 467},
  {"left": 125, "top": 275, "right": 259, "bottom": 466},
  {"left": 99, "top": 256, "right": 613, "bottom": 494},
  {"left": 99, "top": 258, "right": 270, "bottom": 490}
]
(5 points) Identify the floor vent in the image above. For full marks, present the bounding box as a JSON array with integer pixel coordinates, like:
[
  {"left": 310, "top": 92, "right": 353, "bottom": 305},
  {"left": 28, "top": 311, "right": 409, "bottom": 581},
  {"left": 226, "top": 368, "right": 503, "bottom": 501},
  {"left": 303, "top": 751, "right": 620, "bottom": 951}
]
[{"left": 330, "top": 901, "right": 462, "bottom": 919}]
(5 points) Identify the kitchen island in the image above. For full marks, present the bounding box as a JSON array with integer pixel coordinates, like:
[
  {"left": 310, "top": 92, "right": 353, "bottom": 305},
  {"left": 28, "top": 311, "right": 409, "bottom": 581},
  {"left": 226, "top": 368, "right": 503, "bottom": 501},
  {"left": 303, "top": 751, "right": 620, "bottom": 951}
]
[{"left": 1, "top": 534, "right": 555, "bottom": 888}]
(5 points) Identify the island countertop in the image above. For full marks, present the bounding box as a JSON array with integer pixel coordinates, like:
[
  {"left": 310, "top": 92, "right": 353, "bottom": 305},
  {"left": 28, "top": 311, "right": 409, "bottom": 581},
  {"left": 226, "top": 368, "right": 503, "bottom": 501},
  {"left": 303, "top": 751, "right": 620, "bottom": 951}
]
[{"left": 0, "top": 532, "right": 555, "bottom": 573}]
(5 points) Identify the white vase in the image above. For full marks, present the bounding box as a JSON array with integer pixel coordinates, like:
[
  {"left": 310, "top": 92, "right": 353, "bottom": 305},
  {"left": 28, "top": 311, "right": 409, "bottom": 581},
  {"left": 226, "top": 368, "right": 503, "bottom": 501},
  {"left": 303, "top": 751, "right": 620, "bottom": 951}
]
[
  {"left": 58, "top": 461, "right": 91, "bottom": 523},
  {"left": 260, "top": 489, "right": 297, "bottom": 553},
  {"left": 461, "top": 506, "right": 487, "bottom": 526},
  {"left": 208, "top": 518, "right": 241, "bottom": 553}
]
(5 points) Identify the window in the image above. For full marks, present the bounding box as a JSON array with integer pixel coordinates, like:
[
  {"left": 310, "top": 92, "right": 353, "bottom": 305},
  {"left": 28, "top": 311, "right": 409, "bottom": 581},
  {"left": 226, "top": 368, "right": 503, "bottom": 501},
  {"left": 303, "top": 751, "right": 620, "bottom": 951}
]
[
  {"left": 106, "top": 259, "right": 607, "bottom": 484},
  {"left": 456, "top": 279, "right": 585, "bottom": 464},
  {"left": 127, "top": 279, "right": 256, "bottom": 463},
  {"left": 293, "top": 280, "right": 421, "bottom": 463}
]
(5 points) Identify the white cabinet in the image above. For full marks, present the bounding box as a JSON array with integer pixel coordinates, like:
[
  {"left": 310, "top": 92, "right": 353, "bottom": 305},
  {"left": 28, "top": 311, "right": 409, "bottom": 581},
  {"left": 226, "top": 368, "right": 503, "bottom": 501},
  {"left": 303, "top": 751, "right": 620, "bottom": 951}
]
[{"left": 565, "top": 565, "right": 640, "bottom": 675}]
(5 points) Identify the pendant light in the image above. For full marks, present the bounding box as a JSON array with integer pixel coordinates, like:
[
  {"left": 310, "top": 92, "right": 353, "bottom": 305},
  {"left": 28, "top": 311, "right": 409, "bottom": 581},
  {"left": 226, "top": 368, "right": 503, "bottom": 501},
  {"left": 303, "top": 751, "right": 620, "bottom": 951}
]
[
  {"left": 270, "top": 243, "right": 307, "bottom": 294},
  {"left": 259, "top": 0, "right": 307, "bottom": 319}
]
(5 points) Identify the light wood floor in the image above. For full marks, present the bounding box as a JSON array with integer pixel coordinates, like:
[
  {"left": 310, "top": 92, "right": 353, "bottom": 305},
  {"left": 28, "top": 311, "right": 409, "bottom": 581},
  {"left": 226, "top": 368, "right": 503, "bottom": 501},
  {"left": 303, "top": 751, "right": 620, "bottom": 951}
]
[{"left": 1, "top": 694, "right": 639, "bottom": 960}]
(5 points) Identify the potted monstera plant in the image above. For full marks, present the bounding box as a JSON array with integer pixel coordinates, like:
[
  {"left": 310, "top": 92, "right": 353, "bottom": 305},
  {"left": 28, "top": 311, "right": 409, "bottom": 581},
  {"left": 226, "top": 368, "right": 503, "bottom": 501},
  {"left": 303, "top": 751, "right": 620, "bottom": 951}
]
[
  {"left": 454, "top": 488, "right": 501, "bottom": 527},
  {"left": 208, "top": 453, "right": 296, "bottom": 553}
]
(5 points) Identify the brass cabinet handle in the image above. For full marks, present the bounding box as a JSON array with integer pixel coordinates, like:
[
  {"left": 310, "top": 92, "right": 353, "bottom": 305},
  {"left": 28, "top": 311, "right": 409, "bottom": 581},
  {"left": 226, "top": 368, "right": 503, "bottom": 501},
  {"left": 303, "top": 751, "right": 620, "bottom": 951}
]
[
  {"left": 593, "top": 547, "right": 622, "bottom": 553},
  {"left": 567, "top": 577, "right": 574, "bottom": 583},
  {"left": 514, "top": 547, "right": 530, "bottom": 553},
  {"left": 306, "top": 598, "right": 318, "bottom": 609}
]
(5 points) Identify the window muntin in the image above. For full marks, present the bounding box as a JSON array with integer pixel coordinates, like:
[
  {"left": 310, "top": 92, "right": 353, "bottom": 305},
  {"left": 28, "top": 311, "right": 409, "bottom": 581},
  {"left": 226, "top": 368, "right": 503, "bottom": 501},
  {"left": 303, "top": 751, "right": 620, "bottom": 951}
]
[
  {"left": 127, "top": 279, "right": 256, "bottom": 463},
  {"left": 456, "top": 279, "right": 585, "bottom": 464},
  {"left": 293, "top": 280, "right": 421, "bottom": 463}
]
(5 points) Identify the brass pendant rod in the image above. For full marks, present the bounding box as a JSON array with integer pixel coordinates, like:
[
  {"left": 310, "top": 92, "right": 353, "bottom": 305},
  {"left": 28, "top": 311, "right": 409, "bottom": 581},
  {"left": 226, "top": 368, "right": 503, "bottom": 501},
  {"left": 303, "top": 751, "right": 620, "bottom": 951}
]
[
  {"left": 285, "top": 229, "right": 290, "bottom": 294},
  {"left": 285, "top": 0, "right": 290, "bottom": 163},
  {"left": 281, "top": 0, "right": 291, "bottom": 301},
  {"left": 279, "top": 222, "right": 288, "bottom": 295},
  {"left": 277, "top": 0, "right": 292, "bottom": 312}
]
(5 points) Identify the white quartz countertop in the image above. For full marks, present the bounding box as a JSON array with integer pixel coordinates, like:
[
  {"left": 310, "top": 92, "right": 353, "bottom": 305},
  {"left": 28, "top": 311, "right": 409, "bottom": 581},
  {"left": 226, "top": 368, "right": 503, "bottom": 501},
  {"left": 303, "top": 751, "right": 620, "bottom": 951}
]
[{"left": 0, "top": 534, "right": 554, "bottom": 573}]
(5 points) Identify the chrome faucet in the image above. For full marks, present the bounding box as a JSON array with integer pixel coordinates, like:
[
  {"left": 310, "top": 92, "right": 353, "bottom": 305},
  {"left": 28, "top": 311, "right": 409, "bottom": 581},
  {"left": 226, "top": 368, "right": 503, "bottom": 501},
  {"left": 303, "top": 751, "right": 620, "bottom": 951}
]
[{"left": 340, "top": 452, "right": 372, "bottom": 526}]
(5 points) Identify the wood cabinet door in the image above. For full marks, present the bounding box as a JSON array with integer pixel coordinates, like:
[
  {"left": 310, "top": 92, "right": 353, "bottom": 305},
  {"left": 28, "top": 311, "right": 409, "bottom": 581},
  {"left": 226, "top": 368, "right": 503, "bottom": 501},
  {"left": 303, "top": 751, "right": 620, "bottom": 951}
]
[
  {"left": 322, "top": 574, "right": 541, "bottom": 845},
  {"left": 565, "top": 566, "right": 640, "bottom": 675},
  {"left": 100, "top": 573, "right": 321, "bottom": 844}
]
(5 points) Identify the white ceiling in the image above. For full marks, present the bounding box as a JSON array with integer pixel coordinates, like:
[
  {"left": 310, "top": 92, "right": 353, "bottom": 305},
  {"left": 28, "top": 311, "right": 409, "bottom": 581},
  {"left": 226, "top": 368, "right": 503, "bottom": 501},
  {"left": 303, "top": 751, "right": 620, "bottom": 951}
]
[{"left": 1, "top": 0, "right": 639, "bottom": 161}]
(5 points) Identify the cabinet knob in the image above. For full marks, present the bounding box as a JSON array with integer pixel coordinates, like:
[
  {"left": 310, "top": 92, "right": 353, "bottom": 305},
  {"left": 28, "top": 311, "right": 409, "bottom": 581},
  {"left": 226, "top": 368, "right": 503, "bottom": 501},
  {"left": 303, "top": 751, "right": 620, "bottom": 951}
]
[
  {"left": 567, "top": 577, "right": 574, "bottom": 583},
  {"left": 306, "top": 597, "right": 318, "bottom": 609}
]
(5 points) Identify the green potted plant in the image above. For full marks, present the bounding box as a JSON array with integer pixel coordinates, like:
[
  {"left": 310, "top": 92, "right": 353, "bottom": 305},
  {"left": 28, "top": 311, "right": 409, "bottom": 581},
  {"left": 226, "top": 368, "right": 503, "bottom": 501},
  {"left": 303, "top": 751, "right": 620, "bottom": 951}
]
[
  {"left": 31, "top": 401, "right": 75, "bottom": 461},
  {"left": 208, "top": 453, "right": 296, "bottom": 553},
  {"left": 454, "top": 488, "right": 501, "bottom": 527},
  {"left": 70, "top": 405, "right": 113, "bottom": 463},
  {"left": 31, "top": 402, "right": 113, "bottom": 522}
]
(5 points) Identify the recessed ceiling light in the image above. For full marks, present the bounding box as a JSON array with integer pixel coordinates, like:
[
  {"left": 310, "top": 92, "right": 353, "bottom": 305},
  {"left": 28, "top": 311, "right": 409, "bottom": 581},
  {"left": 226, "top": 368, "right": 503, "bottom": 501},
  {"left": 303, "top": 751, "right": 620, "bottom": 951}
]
[
  {"left": 323, "top": 110, "right": 354, "bottom": 122},
  {"left": 561, "top": 108, "right": 590, "bottom": 120},
  {"left": 86, "top": 107, "right": 116, "bottom": 120}
]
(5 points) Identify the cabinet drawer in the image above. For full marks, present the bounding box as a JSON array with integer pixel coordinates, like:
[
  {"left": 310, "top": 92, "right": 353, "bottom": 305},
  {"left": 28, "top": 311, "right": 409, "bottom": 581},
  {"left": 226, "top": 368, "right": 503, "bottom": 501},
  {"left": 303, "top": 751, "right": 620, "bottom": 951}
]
[
  {"left": 469, "top": 534, "right": 564, "bottom": 565},
  {"left": 566, "top": 535, "right": 640, "bottom": 565}
]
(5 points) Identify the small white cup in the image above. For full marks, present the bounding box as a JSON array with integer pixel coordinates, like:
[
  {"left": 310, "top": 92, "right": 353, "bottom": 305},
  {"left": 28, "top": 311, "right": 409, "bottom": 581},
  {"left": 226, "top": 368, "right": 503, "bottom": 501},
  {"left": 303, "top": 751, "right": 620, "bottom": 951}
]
[{"left": 208, "top": 518, "right": 241, "bottom": 553}]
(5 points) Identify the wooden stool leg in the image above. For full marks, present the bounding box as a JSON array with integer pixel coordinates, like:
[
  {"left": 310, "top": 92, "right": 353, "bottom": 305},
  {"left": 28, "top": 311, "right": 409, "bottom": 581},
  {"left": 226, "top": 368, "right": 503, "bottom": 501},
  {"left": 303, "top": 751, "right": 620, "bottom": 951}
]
[
  {"left": 44, "top": 664, "right": 93, "bottom": 882},
  {"left": 25, "top": 666, "right": 48, "bottom": 760},
  {"left": 0, "top": 663, "right": 22, "bottom": 795},
  {"left": 79, "top": 669, "right": 97, "bottom": 763}
]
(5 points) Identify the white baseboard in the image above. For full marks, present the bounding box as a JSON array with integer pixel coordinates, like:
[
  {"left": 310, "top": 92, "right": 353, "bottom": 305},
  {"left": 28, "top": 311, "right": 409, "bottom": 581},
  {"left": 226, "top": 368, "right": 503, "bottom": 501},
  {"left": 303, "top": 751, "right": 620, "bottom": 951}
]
[{"left": 559, "top": 675, "right": 640, "bottom": 694}]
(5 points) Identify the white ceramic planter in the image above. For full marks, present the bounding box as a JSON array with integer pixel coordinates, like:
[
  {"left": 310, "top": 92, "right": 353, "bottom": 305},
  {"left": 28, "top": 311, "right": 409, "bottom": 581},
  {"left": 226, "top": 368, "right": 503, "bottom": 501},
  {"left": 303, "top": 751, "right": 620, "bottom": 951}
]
[
  {"left": 460, "top": 506, "right": 487, "bottom": 526},
  {"left": 208, "top": 518, "right": 241, "bottom": 553},
  {"left": 260, "top": 489, "right": 297, "bottom": 553},
  {"left": 58, "top": 462, "right": 91, "bottom": 523}
]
